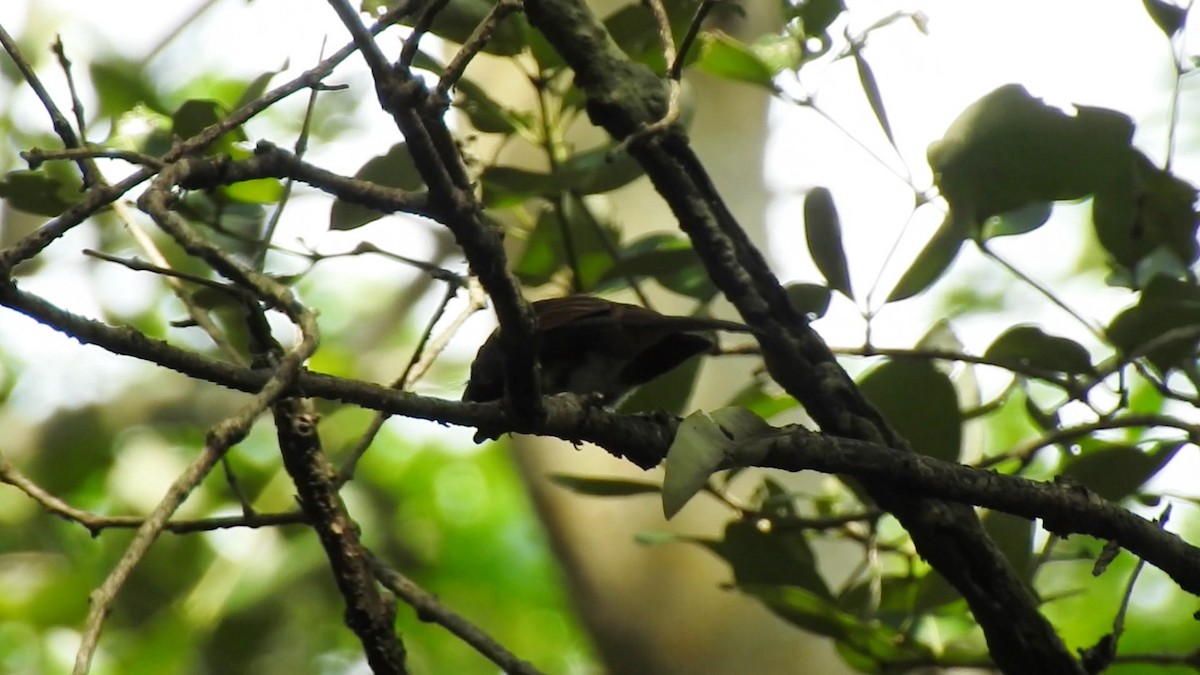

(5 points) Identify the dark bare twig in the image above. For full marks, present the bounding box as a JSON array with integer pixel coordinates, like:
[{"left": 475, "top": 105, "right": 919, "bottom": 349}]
[
  {"left": 671, "top": 0, "right": 719, "bottom": 80},
  {"left": 72, "top": 327, "right": 318, "bottom": 675},
  {"left": 23, "top": 146, "right": 166, "bottom": 170},
  {"left": 82, "top": 249, "right": 252, "bottom": 298},
  {"left": 436, "top": 0, "right": 523, "bottom": 98},
  {"left": 369, "top": 551, "right": 545, "bottom": 675},
  {"left": 50, "top": 37, "right": 91, "bottom": 170},
  {"left": 0, "top": 25, "right": 97, "bottom": 186},
  {"left": 399, "top": 0, "right": 453, "bottom": 67},
  {"left": 0, "top": 450, "right": 305, "bottom": 534}
]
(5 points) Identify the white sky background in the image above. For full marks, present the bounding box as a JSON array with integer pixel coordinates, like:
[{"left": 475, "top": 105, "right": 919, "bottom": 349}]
[{"left": 0, "top": 1, "right": 1196, "bottom": 480}]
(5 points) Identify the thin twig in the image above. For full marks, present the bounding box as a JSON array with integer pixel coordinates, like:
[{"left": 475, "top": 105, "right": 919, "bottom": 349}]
[
  {"left": 72, "top": 324, "right": 317, "bottom": 675},
  {"left": 254, "top": 38, "right": 329, "bottom": 272},
  {"left": 369, "top": 551, "right": 546, "bottom": 675},
  {"left": 336, "top": 277, "right": 486, "bottom": 485},
  {"left": 0, "top": 24, "right": 97, "bottom": 186},
  {"left": 23, "top": 146, "right": 166, "bottom": 170},
  {"left": 82, "top": 249, "right": 252, "bottom": 298},
  {"left": 0, "top": 453, "right": 305, "bottom": 533},
  {"left": 436, "top": 0, "right": 523, "bottom": 99},
  {"left": 671, "top": 0, "right": 718, "bottom": 80},
  {"left": 399, "top": 0, "right": 453, "bottom": 67}
]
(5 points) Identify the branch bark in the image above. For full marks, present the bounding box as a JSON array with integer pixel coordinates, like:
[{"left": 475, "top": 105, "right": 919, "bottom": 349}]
[{"left": 519, "top": 0, "right": 1083, "bottom": 670}]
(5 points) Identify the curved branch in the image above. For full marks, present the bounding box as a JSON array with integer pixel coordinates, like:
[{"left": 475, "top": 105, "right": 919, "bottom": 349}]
[{"left": 5, "top": 279, "right": 1198, "bottom": 601}]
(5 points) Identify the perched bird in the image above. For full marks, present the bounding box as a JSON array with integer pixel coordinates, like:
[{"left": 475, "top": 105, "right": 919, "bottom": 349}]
[{"left": 463, "top": 295, "right": 752, "bottom": 405}]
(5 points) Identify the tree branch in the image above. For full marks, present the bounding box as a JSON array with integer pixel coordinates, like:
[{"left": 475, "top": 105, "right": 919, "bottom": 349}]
[{"left": 519, "top": 0, "right": 1082, "bottom": 670}]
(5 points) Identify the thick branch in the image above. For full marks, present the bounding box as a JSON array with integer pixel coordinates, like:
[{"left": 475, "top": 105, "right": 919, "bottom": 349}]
[
  {"left": 519, "top": 0, "right": 1081, "bottom": 671},
  {"left": 5, "top": 278, "right": 1199, "bottom": 599}
]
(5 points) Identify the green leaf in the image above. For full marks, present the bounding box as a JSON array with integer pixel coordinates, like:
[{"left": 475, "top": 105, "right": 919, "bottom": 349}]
[
  {"left": 605, "top": 0, "right": 701, "bottom": 70},
  {"left": 695, "top": 31, "right": 779, "bottom": 91},
  {"left": 513, "top": 198, "right": 618, "bottom": 289},
  {"left": 838, "top": 575, "right": 921, "bottom": 625},
  {"left": 559, "top": 146, "right": 646, "bottom": 195},
  {"left": 859, "top": 360, "right": 962, "bottom": 462},
  {"left": 743, "top": 584, "right": 931, "bottom": 664},
  {"left": 662, "top": 412, "right": 731, "bottom": 518},
  {"left": 850, "top": 46, "right": 894, "bottom": 147},
  {"left": 1106, "top": 277, "right": 1200, "bottom": 374},
  {"left": 0, "top": 169, "right": 80, "bottom": 217},
  {"left": 1062, "top": 441, "right": 1183, "bottom": 502},
  {"left": 662, "top": 409, "right": 772, "bottom": 517},
  {"left": 483, "top": 146, "right": 645, "bottom": 205},
  {"left": 1141, "top": 0, "right": 1187, "bottom": 37},
  {"left": 233, "top": 62, "right": 288, "bottom": 110},
  {"left": 547, "top": 474, "right": 660, "bottom": 496},
  {"left": 792, "top": 0, "right": 846, "bottom": 40},
  {"left": 984, "top": 325, "right": 1094, "bottom": 376},
  {"left": 171, "top": 99, "right": 245, "bottom": 153},
  {"left": 1093, "top": 151, "right": 1198, "bottom": 271},
  {"left": 1023, "top": 393, "right": 1061, "bottom": 432},
  {"left": 219, "top": 146, "right": 284, "bottom": 204},
  {"left": 481, "top": 165, "right": 552, "bottom": 207},
  {"left": 784, "top": 282, "right": 832, "bottom": 320},
  {"left": 89, "top": 58, "right": 166, "bottom": 118},
  {"left": 598, "top": 234, "right": 718, "bottom": 301},
  {"left": 329, "top": 144, "right": 425, "bottom": 231},
  {"left": 886, "top": 210, "right": 967, "bottom": 302},
  {"left": 710, "top": 407, "right": 775, "bottom": 447},
  {"left": 455, "top": 77, "right": 525, "bottom": 135},
  {"left": 705, "top": 520, "right": 831, "bottom": 598},
  {"left": 725, "top": 379, "right": 798, "bottom": 421},
  {"left": 928, "top": 84, "right": 1135, "bottom": 227},
  {"left": 803, "top": 187, "right": 853, "bottom": 298}
]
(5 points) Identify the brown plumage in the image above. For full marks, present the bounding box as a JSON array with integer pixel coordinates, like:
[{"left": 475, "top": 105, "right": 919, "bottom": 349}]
[{"left": 463, "top": 296, "right": 751, "bottom": 404}]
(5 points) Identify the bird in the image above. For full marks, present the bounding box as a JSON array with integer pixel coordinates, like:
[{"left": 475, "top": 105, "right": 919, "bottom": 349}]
[{"left": 463, "top": 295, "right": 753, "bottom": 405}]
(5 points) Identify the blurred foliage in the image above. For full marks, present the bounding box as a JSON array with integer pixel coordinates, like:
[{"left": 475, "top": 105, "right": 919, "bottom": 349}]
[{"left": 0, "top": 0, "right": 1199, "bottom": 674}]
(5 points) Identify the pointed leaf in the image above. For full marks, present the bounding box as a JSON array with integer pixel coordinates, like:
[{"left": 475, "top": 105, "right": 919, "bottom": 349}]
[
  {"left": 1141, "top": 0, "right": 1187, "bottom": 37},
  {"left": 695, "top": 31, "right": 779, "bottom": 91},
  {"left": 548, "top": 474, "right": 661, "bottom": 497},
  {"left": 598, "top": 234, "right": 718, "bottom": 301},
  {"left": 850, "top": 46, "right": 894, "bottom": 147},
  {"left": 886, "top": 210, "right": 967, "bottom": 302},
  {"left": 744, "top": 584, "right": 931, "bottom": 663},
  {"left": 387, "top": 0, "right": 525, "bottom": 55},
  {"left": 804, "top": 187, "right": 853, "bottom": 298}
]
